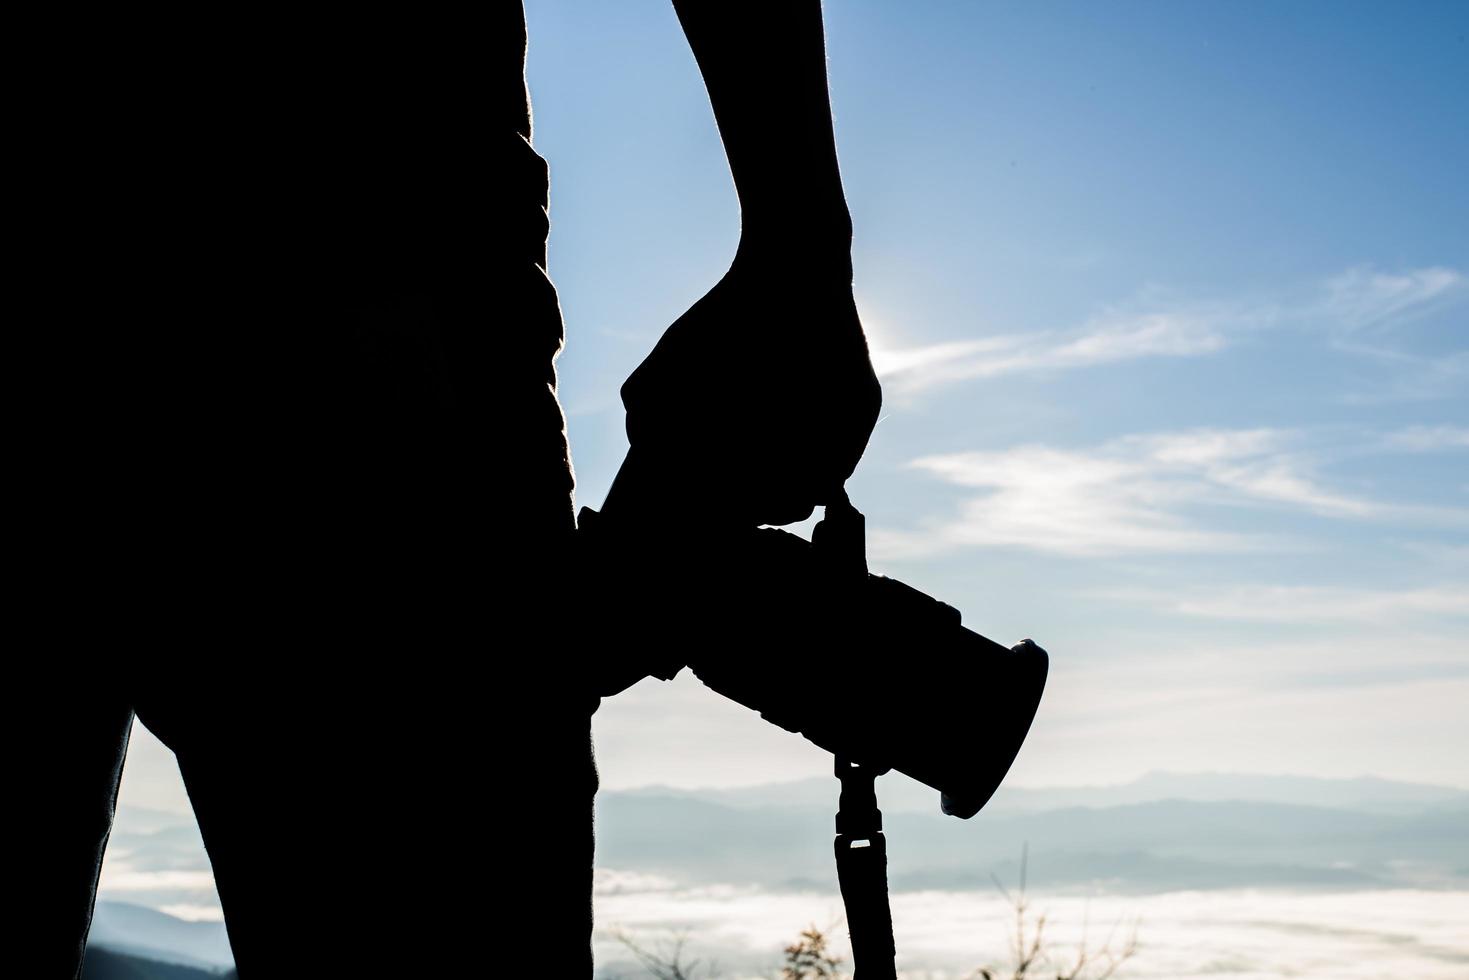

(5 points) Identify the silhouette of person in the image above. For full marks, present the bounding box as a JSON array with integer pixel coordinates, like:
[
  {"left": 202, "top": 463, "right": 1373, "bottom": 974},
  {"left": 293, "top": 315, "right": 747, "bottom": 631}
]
[{"left": 37, "top": 3, "right": 878, "bottom": 976}]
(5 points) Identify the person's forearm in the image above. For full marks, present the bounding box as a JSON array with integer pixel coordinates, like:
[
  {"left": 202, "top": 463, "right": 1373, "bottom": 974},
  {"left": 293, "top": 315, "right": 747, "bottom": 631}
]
[{"left": 672, "top": 0, "right": 853, "bottom": 264}]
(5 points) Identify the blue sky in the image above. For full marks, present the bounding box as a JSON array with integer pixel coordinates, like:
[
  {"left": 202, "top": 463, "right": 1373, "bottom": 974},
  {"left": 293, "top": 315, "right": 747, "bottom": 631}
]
[{"left": 522, "top": 0, "right": 1469, "bottom": 791}]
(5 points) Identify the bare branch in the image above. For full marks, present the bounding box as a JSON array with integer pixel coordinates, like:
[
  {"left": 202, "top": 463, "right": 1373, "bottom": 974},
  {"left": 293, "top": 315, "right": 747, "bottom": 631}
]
[
  {"left": 610, "top": 926, "right": 716, "bottom": 980},
  {"left": 973, "top": 850, "right": 1142, "bottom": 980}
]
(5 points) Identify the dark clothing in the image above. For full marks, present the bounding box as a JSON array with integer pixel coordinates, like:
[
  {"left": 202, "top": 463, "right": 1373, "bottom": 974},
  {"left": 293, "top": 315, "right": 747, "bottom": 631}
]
[{"left": 39, "top": 6, "right": 593, "bottom": 975}]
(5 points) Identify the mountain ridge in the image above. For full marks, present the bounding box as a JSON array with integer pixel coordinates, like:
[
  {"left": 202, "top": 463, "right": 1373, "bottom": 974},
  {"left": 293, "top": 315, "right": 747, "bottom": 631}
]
[{"left": 610, "top": 770, "right": 1469, "bottom": 816}]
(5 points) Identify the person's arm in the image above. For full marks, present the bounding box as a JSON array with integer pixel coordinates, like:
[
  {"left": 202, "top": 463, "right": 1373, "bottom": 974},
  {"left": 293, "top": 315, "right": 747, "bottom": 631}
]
[
  {"left": 617, "top": 0, "right": 881, "bottom": 529},
  {"left": 674, "top": 0, "right": 853, "bottom": 265}
]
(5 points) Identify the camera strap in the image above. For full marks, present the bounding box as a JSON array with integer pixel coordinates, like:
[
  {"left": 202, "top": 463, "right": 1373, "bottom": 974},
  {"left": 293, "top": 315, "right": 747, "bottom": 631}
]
[{"left": 834, "top": 755, "right": 896, "bottom": 980}]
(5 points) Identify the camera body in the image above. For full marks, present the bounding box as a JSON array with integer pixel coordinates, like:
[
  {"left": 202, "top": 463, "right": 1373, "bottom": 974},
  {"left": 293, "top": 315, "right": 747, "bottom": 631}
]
[{"left": 577, "top": 490, "right": 1047, "bottom": 819}]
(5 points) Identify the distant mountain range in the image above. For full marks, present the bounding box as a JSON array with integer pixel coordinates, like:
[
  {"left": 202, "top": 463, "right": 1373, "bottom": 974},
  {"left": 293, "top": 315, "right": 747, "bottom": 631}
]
[
  {"left": 88, "top": 904, "right": 233, "bottom": 973},
  {"left": 81, "top": 946, "right": 233, "bottom": 980},
  {"left": 595, "top": 783, "right": 1469, "bottom": 894},
  {"left": 87, "top": 771, "right": 1468, "bottom": 972},
  {"left": 616, "top": 769, "right": 1469, "bottom": 817}
]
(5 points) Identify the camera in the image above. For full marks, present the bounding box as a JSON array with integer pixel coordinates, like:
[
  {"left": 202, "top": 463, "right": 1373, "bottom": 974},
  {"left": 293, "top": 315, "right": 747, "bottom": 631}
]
[{"left": 577, "top": 469, "right": 1047, "bottom": 820}]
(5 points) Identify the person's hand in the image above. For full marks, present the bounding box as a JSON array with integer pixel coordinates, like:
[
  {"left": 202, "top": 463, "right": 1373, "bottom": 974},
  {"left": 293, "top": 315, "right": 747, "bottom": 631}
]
[{"left": 620, "top": 248, "right": 882, "bottom": 527}]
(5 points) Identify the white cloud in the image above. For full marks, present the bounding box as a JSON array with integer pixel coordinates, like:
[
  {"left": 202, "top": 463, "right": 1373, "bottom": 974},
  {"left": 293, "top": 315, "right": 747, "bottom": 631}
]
[
  {"left": 596, "top": 883, "right": 1469, "bottom": 980},
  {"left": 869, "top": 335, "right": 1025, "bottom": 378},
  {"left": 868, "top": 265, "right": 1465, "bottom": 396},
  {"left": 872, "top": 427, "right": 1468, "bottom": 559},
  {"left": 595, "top": 869, "right": 680, "bottom": 896},
  {"left": 96, "top": 868, "right": 219, "bottom": 892},
  {"left": 157, "top": 903, "right": 225, "bottom": 922},
  {"left": 875, "top": 442, "right": 1260, "bottom": 558},
  {"left": 1320, "top": 266, "right": 1465, "bottom": 331},
  {"left": 874, "top": 312, "right": 1224, "bottom": 394},
  {"left": 1198, "top": 458, "right": 1380, "bottom": 517},
  {"left": 1099, "top": 584, "right": 1469, "bottom": 624}
]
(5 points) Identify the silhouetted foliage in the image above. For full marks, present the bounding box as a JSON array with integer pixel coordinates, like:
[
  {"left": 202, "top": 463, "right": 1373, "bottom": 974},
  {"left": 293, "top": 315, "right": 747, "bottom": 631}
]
[{"left": 779, "top": 925, "right": 847, "bottom": 979}]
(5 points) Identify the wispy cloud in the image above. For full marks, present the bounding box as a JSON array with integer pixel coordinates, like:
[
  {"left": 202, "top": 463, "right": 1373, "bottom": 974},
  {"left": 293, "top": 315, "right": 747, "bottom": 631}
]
[
  {"left": 96, "top": 867, "right": 218, "bottom": 892},
  {"left": 1319, "top": 266, "right": 1465, "bottom": 331},
  {"left": 874, "top": 312, "right": 1225, "bottom": 394},
  {"left": 595, "top": 869, "right": 680, "bottom": 896},
  {"left": 1397, "top": 540, "right": 1469, "bottom": 564},
  {"left": 871, "top": 427, "right": 1469, "bottom": 559},
  {"left": 1098, "top": 583, "right": 1469, "bottom": 624},
  {"left": 1130, "top": 429, "right": 1383, "bottom": 518},
  {"left": 157, "top": 904, "right": 225, "bottom": 923},
  {"left": 1382, "top": 425, "right": 1469, "bottom": 452},
  {"left": 870, "top": 265, "right": 1466, "bottom": 396},
  {"left": 1330, "top": 342, "right": 1469, "bottom": 403}
]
